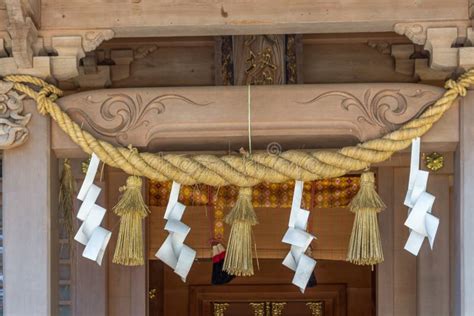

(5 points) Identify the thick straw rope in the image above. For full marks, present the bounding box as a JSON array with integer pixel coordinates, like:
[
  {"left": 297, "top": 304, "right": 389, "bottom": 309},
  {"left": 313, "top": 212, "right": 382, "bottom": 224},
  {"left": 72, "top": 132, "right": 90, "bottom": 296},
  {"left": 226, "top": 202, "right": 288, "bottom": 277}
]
[{"left": 3, "top": 72, "right": 473, "bottom": 185}]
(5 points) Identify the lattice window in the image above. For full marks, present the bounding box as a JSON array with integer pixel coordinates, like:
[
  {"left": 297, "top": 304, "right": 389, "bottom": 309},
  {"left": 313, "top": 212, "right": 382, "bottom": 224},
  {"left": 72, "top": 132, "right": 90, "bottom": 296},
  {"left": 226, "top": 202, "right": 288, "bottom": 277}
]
[{"left": 58, "top": 175, "right": 73, "bottom": 316}]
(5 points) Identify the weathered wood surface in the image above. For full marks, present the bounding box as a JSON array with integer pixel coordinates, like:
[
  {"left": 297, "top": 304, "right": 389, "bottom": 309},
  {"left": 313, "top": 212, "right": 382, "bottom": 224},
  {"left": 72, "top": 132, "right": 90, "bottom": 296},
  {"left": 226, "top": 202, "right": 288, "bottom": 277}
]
[
  {"left": 454, "top": 91, "right": 474, "bottom": 316},
  {"left": 3, "top": 100, "right": 58, "bottom": 316},
  {"left": 38, "top": 0, "right": 468, "bottom": 36},
  {"left": 376, "top": 166, "right": 453, "bottom": 316},
  {"left": 51, "top": 83, "right": 457, "bottom": 157}
]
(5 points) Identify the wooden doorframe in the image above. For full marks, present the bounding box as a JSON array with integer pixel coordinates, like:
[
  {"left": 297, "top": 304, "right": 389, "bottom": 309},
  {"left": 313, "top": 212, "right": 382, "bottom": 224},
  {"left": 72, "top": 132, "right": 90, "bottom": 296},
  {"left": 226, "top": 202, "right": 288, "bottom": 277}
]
[{"left": 189, "top": 284, "right": 347, "bottom": 316}]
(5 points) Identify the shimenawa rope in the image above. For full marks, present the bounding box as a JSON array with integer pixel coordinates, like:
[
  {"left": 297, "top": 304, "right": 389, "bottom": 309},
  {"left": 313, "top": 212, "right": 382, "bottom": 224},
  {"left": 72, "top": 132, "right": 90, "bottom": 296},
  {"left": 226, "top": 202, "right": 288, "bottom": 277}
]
[{"left": 3, "top": 72, "right": 472, "bottom": 186}]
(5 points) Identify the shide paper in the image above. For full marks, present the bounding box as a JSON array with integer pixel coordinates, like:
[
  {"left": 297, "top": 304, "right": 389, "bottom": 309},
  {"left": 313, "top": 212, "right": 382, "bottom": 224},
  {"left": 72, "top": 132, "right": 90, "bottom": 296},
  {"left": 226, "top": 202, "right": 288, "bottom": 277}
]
[
  {"left": 75, "top": 153, "right": 111, "bottom": 265},
  {"left": 282, "top": 180, "right": 317, "bottom": 293},
  {"left": 156, "top": 182, "right": 196, "bottom": 282},
  {"left": 403, "top": 138, "right": 440, "bottom": 256}
]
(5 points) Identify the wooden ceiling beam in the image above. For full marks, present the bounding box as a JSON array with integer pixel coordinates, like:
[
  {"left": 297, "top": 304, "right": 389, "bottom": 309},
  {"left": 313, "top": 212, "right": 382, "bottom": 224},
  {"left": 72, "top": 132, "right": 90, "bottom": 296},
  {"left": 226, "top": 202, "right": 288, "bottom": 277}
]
[{"left": 39, "top": 0, "right": 468, "bottom": 37}]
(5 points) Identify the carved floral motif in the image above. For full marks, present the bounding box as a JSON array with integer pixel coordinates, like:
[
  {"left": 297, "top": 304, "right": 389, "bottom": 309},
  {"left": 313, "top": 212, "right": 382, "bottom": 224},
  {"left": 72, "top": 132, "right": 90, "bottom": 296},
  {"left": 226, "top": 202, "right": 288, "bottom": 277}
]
[
  {"left": 394, "top": 23, "right": 426, "bottom": 45},
  {"left": 213, "top": 303, "right": 229, "bottom": 316},
  {"left": 0, "top": 81, "right": 31, "bottom": 149},
  {"left": 83, "top": 30, "right": 114, "bottom": 52},
  {"left": 306, "top": 302, "right": 324, "bottom": 316},
  {"left": 299, "top": 89, "right": 436, "bottom": 132},
  {"left": 68, "top": 93, "right": 211, "bottom": 145}
]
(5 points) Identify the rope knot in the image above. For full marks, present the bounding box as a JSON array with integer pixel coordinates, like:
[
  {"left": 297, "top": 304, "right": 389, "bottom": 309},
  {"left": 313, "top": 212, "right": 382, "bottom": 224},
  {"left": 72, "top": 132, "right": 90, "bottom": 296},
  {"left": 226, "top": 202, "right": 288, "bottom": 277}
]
[
  {"left": 445, "top": 79, "right": 467, "bottom": 96},
  {"left": 238, "top": 187, "right": 253, "bottom": 197},
  {"left": 120, "top": 176, "right": 142, "bottom": 192},
  {"left": 126, "top": 175, "right": 143, "bottom": 188},
  {"left": 36, "top": 96, "right": 49, "bottom": 115},
  {"left": 36, "top": 87, "right": 61, "bottom": 115},
  {"left": 127, "top": 144, "right": 139, "bottom": 156}
]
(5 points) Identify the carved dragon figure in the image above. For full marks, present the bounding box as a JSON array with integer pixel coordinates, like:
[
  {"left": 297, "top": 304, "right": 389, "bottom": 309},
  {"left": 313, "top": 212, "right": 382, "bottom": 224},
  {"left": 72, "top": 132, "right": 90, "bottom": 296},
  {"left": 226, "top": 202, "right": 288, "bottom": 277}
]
[{"left": 0, "top": 81, "right": 31, "bottom": 149}]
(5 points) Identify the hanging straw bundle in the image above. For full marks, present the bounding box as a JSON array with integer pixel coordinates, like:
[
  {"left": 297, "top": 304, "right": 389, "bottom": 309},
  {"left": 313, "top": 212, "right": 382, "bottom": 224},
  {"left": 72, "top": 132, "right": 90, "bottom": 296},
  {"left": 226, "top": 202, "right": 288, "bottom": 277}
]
[
  {"left": 59, "top": 159, "right": 75, "bottom": 248},
  {"left": 223, "top": 187, "right": 258, "bottom": 276},
  {"left": 347, "top": 171, "right": 385, "bottom": 266},
  {"left": 113, "top": 176, "right": 150, "bottom": 266}
]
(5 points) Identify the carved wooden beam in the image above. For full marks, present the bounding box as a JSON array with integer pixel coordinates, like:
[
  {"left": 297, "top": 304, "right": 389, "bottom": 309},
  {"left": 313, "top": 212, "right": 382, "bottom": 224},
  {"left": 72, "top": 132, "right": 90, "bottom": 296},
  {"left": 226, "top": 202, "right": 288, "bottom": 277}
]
[
  {"left": 37, "top": 0, "right": 468, "bottom": 36},
  {"left": 394, "top": 20, "right": 474, "bottom": 71},
  {"left": 50, "top": 83, "right": 458, "bottom": 157},
  {"left": 0, "top": 20, "right": 114, "bottom": 81},
  {"left": 5, "top": 0, "right": 39, "bottom": 68}
]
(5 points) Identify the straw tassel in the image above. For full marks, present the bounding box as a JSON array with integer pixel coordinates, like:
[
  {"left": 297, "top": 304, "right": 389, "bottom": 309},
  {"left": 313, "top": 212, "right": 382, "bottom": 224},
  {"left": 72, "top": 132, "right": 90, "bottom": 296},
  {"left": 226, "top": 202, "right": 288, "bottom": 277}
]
[
  {"left": 59, "top": 159, "right": 75, "bottom": 249},
  {"left": 223, "top": 187, "right": 258, "bottom": 276},
  {"left": 112, "top": 176, "right": 150, "bottom": 266},
  {"left": 347, "top": 171, "right": 385, "bottom": 266}
]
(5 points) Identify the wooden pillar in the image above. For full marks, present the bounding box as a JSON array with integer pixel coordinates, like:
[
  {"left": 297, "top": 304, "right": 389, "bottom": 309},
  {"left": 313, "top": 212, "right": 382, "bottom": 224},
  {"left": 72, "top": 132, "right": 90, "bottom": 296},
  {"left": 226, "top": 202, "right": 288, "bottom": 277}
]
[
  {"left": 418, "top": 174, "right": 450, "bottom": 316},
  {"left": 454, "top": 91, "right": 474, "bottom": 315},
  {"left": 3, "top": 100, "right": 59, "bottom": 316}
]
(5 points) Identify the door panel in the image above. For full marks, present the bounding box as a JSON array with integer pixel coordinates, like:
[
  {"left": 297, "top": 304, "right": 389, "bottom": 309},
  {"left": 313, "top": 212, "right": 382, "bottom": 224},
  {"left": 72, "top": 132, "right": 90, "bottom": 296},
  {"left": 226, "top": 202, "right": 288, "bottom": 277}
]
[{"left": 190, "top": 284, "right": 346, "bottom": 316}]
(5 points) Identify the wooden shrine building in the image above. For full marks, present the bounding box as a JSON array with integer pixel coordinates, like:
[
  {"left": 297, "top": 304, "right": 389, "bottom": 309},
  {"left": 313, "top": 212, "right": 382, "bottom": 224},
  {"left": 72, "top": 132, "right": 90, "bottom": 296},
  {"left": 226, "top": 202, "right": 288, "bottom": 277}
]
[{"left": 0, "top": 0, "right": 474, "bottom": 315}]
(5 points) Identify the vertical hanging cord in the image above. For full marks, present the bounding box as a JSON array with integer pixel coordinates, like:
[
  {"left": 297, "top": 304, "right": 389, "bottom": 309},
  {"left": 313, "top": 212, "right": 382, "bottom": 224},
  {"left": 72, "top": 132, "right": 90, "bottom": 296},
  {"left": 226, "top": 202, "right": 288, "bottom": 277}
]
[
  {"left": 247, "top": 85, "right": 252, "bottom": 154},
  {"left": 247, "top": 85, "right": 257, "bottom": 268}
]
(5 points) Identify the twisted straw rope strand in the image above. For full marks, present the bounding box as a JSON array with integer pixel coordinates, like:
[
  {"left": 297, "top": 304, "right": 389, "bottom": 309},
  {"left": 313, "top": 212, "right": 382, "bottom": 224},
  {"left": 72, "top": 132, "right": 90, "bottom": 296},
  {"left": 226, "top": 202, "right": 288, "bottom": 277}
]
[{"left": 4, "top": 71, "right": 473, "bottom": 186}]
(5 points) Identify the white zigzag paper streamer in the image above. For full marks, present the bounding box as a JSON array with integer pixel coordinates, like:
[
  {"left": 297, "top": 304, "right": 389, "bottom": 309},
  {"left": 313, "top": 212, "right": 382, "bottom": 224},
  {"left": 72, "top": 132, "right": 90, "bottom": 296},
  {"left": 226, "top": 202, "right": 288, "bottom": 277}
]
[
  {"left": 281, "top": 180, "right": 317, "bottom": 293},
  {"left": 403, "top": 138, "right": 440, "bottom": 256},
  {"left": 74, "top": 153, "right": 111, "bottom": 265},
  {"left": 155, "top": 182, "right": 196, "bottom": 282}
]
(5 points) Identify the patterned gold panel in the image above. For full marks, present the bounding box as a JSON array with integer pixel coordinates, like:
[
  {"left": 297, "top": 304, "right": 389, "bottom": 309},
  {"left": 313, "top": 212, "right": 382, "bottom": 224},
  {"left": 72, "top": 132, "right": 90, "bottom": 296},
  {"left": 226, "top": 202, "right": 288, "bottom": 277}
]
[
  {"left": 149, "top": 177, "right": 360, "bottom": 240},
  {"left": 307, "top": 301, "right": 324, "bottom": 316},
  {"left": 213, "top": 303, "right": 229, "bottom": 316}
]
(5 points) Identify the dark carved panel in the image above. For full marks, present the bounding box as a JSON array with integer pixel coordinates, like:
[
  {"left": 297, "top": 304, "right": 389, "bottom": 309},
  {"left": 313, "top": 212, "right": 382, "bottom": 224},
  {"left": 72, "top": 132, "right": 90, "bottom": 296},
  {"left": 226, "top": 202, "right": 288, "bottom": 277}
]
[{"left": 233, "top": 35, "right": 286, "bottom": 85}]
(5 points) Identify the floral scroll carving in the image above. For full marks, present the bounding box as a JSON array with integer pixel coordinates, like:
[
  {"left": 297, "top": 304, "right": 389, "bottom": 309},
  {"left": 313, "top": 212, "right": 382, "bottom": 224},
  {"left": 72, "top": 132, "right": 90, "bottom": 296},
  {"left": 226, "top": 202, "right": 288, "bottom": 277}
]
[
  {"left": 83, "top": 30, "right": 115, "bottom": 52},
  {"left": 213, "top": 302, "right": 229, "bottom": 316},
  {"left": 68, "top": 93, "right": 211, "bottom": 145},
  {"left": 306, "top": 302, "right": 324, "bottom": 316},
  {"left": 299, "top": 89, "right": 436, "bottom": 133},
  {"left": 0, "top": 81, "right": 31, "bottom": 149}
]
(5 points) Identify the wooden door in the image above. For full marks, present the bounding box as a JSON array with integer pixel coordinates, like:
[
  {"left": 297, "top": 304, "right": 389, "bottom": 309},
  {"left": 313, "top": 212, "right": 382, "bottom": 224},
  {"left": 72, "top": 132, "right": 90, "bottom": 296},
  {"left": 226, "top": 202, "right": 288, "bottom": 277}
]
[{"left": 189, "top": 284, "right": 346, "bottom": 316}]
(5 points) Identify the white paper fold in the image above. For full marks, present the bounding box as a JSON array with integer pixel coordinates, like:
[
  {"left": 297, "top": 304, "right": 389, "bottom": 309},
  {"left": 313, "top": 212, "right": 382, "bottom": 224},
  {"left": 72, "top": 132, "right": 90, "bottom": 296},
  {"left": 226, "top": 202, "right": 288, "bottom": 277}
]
[
  {"left": 77, "top": 184, "right": 101, "bottom": 221},
  {"left": 293, "top": 254, "right": 317, "bottom": 293},
  {"left": 74, "top": 153, "right": 112, "bottom": 265},
  {"left": 403, "top": 138, "right": 440, "bottom": 256},
  {"left": 175, "top": 245, "right": 197, "bottom": 282},
  {"left": 164, "top": 182, "right": 181, "bottom": 220},
  {"left": 156, "top": 181, "right": 195, "bottom": 281},
  {"left": 77, "top": 153, "right": 100, "bottom": 201},
  {"left": 75, "top": 204, "right": 106, "bottom": 245},
  {"left": 282, "top": 228, "right": 314, "bottom": 249},
  {"left": 82, "top": 226, "right": 111, "bottom": 265},
  {"left": 282, "top": 180, "right": 317, "bottom": 292}
]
